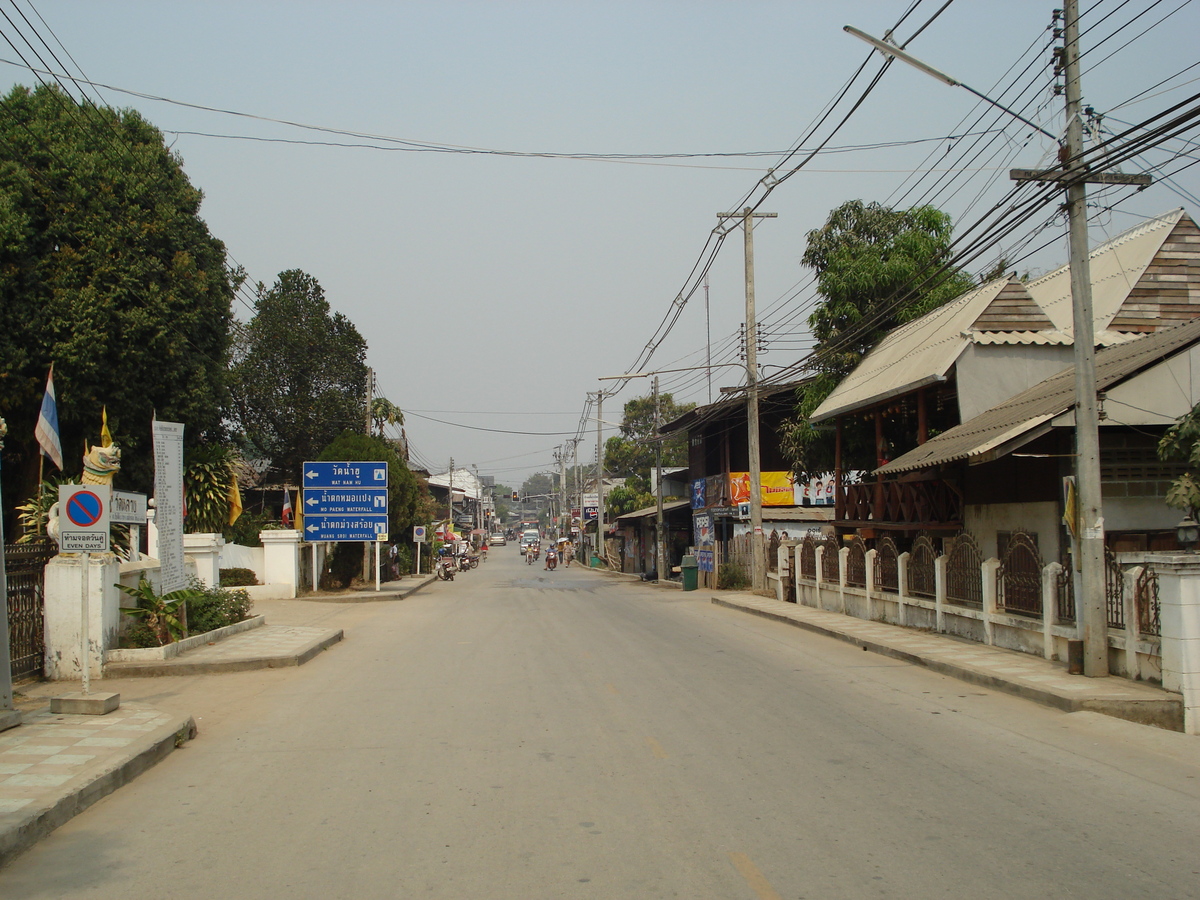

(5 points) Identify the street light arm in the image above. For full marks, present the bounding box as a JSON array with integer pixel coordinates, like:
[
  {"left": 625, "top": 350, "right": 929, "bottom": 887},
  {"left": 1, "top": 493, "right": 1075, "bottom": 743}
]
[{"left": 844, "top": 24, "right": 1059, "bottom": 143}]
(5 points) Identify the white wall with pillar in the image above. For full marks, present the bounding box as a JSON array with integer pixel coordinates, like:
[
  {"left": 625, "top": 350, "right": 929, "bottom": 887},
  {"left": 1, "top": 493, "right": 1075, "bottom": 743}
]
[
  {"left": 183, "top": 533, "right": 225, "bottom": 587},
  {"left": 1144, "top": 553, "right": 1200, "bottom": 734},
  {"left": 44, "top": 553, "right": 122, "bottom": 681},
  {"left": 260, "top": 529, "right": 301, "bottom": 599}
]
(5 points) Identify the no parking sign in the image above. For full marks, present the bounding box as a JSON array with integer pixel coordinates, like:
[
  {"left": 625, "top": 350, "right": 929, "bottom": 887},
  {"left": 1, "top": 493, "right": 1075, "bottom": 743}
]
[{"left": 59, "top": 484, "right": 111, "bottom": 552}]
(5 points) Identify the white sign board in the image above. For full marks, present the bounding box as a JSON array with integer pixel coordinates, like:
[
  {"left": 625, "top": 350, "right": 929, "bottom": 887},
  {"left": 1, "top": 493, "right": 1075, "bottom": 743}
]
[
  {"left": 153, "top": 420, "right": 187, "bottom": 593},
  {"left": 58, "top": 484, "right": 111, "bottom": 552},
  {"left": 413, "top": 525, "right": 427, "bottom": 543},
  {"left": 110, "top": 490, "right": 148, "bottom": 525}
]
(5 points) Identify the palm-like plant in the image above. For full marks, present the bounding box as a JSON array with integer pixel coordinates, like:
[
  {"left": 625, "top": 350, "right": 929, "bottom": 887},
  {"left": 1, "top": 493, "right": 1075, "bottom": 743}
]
[{"left": 115, "top": 574, "right": 201, "bottom": 645}]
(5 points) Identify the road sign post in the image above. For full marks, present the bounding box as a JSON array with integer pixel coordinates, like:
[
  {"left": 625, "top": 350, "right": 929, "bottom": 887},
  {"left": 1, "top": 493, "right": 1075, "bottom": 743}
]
[{"left": 302, "top": 462, "right": 389, "bottom": 592}]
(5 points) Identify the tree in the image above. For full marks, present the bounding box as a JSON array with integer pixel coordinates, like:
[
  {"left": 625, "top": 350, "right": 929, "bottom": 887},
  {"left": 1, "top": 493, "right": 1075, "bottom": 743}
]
[
  {"left": 0, "top": 84, "right": 236, "bottom": 508},
  {"left": 782, "top": 200, "right": 975, "bottom": 479},
  {"left": 604, "top": 392, "right": 694, "bottom": 488},
  {"left": 1159, "top": 404, "right": 1200, "bottom": 520},
  {"left": 229, "top": 270, "right": 368, "bottom": 482}
]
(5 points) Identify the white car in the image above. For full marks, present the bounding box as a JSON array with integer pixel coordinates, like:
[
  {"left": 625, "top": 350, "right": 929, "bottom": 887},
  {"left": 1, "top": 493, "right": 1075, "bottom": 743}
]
[{"left": 490, "top": 533, "right": 506, "bottom": 546}]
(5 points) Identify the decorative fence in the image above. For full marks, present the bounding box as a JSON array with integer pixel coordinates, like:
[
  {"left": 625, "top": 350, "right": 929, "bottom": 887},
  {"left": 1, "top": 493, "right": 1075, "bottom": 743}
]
[
  {"left": 783, "top": 528, "right": 1164, "bottom": 678},
  {"left": 5, "top": 538, "right": 56, "bottom": 682},
  {"left": 945, "top": 532, "right": 983, "bottom": 610},
  {"left": 997, "top": 532, "right": 1043, "bottom": 617}
]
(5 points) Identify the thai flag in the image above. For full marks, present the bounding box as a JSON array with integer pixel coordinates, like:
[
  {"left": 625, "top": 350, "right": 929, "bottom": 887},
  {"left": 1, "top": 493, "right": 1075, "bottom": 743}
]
[
  {"left": 282, "top": 488, "right": 293, "bottom": 528},
  {"left": 35, "top": 365, "right": 63, "bottom": 471}
]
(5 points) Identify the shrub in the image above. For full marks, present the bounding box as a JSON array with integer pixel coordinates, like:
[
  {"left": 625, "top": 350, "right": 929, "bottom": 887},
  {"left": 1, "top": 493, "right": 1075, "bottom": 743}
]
[
  {"left": 219, "top": 567, "right": 259, "bottom": 586},
  {"left": 185, "top": 579, "right": 253, "bottom": 635},
  {"left": 717, "top": 562, "right": 749, "bottom": 591}
]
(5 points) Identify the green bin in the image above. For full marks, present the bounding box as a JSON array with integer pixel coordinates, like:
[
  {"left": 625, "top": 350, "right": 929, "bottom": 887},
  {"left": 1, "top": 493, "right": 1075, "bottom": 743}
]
[{"left": 681, "top": 554, "right": 698, "bottom": 591}]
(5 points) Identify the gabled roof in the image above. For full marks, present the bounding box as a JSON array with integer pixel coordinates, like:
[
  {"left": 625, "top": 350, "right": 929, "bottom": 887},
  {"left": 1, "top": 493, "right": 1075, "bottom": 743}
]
[
  {"left": 875, "top": 317, "right": 1200, "bottom": 476},
  {"left": 811, "top": 209, "right": 1197, "bottom": 423},
  {"left": 660, "top": 379, "right": 808, "bottom": 435}
]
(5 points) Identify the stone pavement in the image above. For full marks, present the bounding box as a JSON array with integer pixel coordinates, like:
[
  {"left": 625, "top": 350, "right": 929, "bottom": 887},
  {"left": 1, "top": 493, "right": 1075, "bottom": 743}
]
[
  {"left": 103, "top": 624, "right": 344, "bottom": 677},
  {"left": 0, "top": 702, "right": 196, "bottom": 868},
  {"left": 709, "top": 590, "right": 1184, "bottom": 731}
]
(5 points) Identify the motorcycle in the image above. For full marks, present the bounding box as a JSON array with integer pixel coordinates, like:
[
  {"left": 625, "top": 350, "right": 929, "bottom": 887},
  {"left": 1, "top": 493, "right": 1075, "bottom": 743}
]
[
  {"left": 526, "top": 547, "right": 537, "bottom": 565},
  {"left": 435, "top": 553, "right": 457, "bottom": 581},
  {"left": 545, "top": 549, "right": 558, "bottom": 571}
]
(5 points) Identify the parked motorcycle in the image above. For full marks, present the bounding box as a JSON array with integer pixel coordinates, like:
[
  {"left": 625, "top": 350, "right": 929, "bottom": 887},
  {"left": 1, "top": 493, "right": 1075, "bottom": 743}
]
[{"left": 435, "top": 554, "right": 456, "bottom": 581}]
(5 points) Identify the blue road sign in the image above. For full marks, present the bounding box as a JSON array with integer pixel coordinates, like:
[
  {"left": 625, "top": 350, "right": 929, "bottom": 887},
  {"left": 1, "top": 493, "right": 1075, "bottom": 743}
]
[
  {"left": 302, "top": 487, "right": 389, "bottom": 516},
  {"left": 302, "top": 460, "right": 388, "bottom": 489},
  {"left": 303, "top": 515, "right": 389, "bottom": 542}
]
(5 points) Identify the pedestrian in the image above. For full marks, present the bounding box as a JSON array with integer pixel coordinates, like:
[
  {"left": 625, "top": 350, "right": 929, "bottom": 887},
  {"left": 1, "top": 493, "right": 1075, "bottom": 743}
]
[{"left": 564, "top": 542, "right": 575, "bottom": 567}]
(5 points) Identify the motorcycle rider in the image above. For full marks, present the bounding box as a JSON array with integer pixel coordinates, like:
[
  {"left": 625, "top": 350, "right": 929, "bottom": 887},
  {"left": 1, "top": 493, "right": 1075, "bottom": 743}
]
[{"left": 545, "top": 546, "right": 558, "bottom": 570}]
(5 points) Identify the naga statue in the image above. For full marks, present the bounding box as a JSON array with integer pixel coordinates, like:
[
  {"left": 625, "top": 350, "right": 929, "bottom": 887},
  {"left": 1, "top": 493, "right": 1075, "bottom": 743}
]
[{"left": 81, "top": 442, "right": 121, "bottom": 485}]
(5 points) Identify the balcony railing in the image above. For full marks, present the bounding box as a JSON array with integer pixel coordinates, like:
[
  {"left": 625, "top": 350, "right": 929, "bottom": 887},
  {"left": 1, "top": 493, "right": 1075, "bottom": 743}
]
[{"left": 839, "top": 478, "right": 962, "bottom": 530}]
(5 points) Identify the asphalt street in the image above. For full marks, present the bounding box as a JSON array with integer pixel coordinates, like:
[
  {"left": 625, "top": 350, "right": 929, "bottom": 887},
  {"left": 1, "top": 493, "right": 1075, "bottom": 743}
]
[{"left": 1, "top": 548, "right": 1198, "bottom": 899}]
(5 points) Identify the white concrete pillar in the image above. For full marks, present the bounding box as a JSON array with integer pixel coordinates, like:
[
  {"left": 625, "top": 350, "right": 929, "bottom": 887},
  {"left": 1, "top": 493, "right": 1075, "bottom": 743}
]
[
  {"left": 260, "top": 530, "right": 301, "bottom": 598},
  {"left": 934, "top": 555, "right": 947, "bottom": 633},
  {"left": 897, "top": 552, "right": 911, "bottom": 627},
  {"left": 1122, "top": 566, "right": 1143, "bottom": 679},
  {"left": 865, "top": 548, "right": 878, "bottom": 621},
  {"left": 814, "top": 545, "right": 826, "bottom": 610},
  {"left": 1143, "top": 553, "right": 1200, "bottom": 733},
  {"left": 184, "top": 533, "right": 225, "bottom": 588},
  {"left": 1042, "top": 562, "right": 1061, "bottom": 660},
  {"left": 982, "top": 558, "right": 1001, "bottom": 646},
  {"left": 837, "top": 546, "right": 849, "bottom": 615},
  {"left": 44, "top": 553, "right": 122, "bottom": 680}
]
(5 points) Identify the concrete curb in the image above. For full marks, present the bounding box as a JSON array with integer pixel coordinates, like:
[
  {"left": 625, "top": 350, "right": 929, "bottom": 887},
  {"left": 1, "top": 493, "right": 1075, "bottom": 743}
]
[
  {"left": 103, "top": 629, "right": 343, "bottom": 678},
  {"left": 0, "top": 714, "right": 196, "bottom": 869},
  {"left": 711, "top": 596, "right": 1184, "bottom": 732},
  {"left": 296, "top": 575, "right": 439, "bottom": 604},
  {"left": 105, "top": 615, "right": 267, "bottom": 663}
]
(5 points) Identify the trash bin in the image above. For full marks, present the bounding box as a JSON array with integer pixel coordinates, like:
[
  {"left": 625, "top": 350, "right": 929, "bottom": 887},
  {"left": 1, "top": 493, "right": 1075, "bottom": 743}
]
[
  {"left": 590, "top": 556, "right": 602, "bottom": 568},
  {"left": 681, "top": 554, "right": 698, "bottom": 591}
]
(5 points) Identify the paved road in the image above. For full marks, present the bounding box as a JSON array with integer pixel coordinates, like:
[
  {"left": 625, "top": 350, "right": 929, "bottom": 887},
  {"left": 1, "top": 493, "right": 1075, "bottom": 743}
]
[{"left": 2, "top": 548, "right": 1199, "bottom": 898}]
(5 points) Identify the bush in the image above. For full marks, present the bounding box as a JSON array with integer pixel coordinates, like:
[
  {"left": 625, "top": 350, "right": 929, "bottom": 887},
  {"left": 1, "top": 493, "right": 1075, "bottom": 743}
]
[
  {"left": 219, "top": 567, "right": 259, "bottom": 586},
  {"left": 185, "top": 579, "right": 253, "bottom": 635},
  {"left": 717, "top": 562, "right": 749, "bottom": 591}
]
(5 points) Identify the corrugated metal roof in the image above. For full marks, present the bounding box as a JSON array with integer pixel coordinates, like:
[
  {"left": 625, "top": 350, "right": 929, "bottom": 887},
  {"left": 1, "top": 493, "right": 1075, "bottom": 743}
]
[
  {"left": 614, "top": 499, "right": 692, "bottom": 521},
  {"left": 810, "top": 209, "right": 1188, "bottom": 423},
  {"left": 876, "top": 317, "right": 1200, "bottom": 476}
]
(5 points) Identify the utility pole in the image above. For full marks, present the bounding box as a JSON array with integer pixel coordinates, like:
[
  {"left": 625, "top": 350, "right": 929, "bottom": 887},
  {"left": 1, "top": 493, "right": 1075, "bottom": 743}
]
[
  {"left": 1012, "top": 2, "right": 1150, "bottom": 676},
  {"left": 559, "top": 446, "right": 568, "bottom": 540},
  {"left": 448, "top": 457, "right": 454, "bottom": 543},
  {"left": 718, "top": 206, "right": 777, "bottom": 594},
  {"left": 363, "top": 367, "right": 373, "bottom": 579},
  {"left": 654, "top": 376, "right": 666, "bottom": 582},
  {"left": 596, "top": 391, "right": 605, "bottom": 566}
]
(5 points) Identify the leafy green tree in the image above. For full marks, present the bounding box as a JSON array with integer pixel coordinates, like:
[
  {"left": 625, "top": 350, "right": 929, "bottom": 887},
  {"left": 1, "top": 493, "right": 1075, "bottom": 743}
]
[
  {"left": 782, "top": 200, "right": 975, "bottom": 479},
  {"left": 0, "top": 84, "right": 235, "bottom": 508},
  {"left": 183, "top": 444, "right": 238, "bottom": 534},
  {"left": 1159, "top": 404, "right": 1200, "bottom": 520},
  {"left": 229, "top": 270, "right": 368, "bottom": 481},
  {"left": 604, "top": 392, "right": 694, "bottom": 485},
  {"left": 604, "top": 483, "right": 654, "bottom": 518}
]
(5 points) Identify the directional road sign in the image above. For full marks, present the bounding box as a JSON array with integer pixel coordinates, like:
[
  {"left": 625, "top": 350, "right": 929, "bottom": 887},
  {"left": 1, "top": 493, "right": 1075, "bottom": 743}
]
[
  {"left": 301, "top": 461, "right": 389, "bottom": 542},
  {"left": 302, "top": 487, "right": 389, "bottom": 516},
  {"left": 58, "top": 484, "right": 111, "bottom": 552},
  {"left": 303, "top": 515, "right": 389, "bottom": 543},
  {"left": 302, "top": 461, "right": 388, "bottom": 489}
]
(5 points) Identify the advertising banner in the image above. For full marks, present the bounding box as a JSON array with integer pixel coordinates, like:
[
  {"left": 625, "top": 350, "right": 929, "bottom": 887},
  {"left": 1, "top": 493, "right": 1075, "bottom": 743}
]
[{"left": 728, "top": 471, "right": 801, "bottom": 507}]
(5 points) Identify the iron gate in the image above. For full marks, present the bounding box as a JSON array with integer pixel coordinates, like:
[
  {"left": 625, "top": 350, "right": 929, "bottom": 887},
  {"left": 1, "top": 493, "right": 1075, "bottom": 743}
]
[{"left": 6, "top": 539, "right": 55, "bottom": 682}]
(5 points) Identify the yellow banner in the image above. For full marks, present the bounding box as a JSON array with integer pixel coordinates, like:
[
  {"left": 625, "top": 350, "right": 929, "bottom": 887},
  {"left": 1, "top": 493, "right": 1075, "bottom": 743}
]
[{"left": 728, "top": 472, "right": 798, "bottom": 507}]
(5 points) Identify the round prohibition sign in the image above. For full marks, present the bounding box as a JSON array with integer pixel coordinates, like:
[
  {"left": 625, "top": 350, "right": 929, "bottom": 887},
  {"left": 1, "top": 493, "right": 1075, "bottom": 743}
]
[{"left": 65, "top": 490, "right": 104, "bottom": 527}]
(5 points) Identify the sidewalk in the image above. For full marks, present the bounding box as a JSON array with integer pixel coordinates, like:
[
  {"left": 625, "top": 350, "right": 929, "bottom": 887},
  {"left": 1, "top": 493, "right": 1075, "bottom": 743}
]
[
  {"left": 0, "top": 592, "right": 367, "bottom": 868},
  {"left": 710, "top": 590, "right": 1184, "bottom": 732},
  {"left": 0, "top": 702, "right": 196, "bottom": 868}
]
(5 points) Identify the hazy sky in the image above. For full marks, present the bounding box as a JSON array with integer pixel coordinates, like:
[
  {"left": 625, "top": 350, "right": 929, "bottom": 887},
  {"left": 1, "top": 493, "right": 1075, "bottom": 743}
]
[{"left": 4, "top": 1, "right": 1198, "bottom": 486}]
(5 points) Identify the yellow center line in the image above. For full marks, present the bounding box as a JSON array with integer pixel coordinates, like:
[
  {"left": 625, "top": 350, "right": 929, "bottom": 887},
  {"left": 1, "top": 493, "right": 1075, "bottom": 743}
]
[
  {"left": 645, "top": 736, "right": 669, "bottom": 759},
  {"left": 729, "top": 852, "right": 784, "bottom": 900}
]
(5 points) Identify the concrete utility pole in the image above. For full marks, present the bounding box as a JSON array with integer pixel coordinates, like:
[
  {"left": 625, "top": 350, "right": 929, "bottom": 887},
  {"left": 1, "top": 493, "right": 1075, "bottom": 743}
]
[
  {"left": 596, "top": 391, "right": 605, "bottom": 565},
  {"left": 718, "top": 207, "right": 777, "bottom": 594},
  {"left": 363, "top": 368, "right": 374, "bottom": 580},
  {"left": 1012, "top": 1, "right": 1151, "bottom": 676},
  {"left": 654, "top": 376, "right": 666, "bottom": 582}
]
